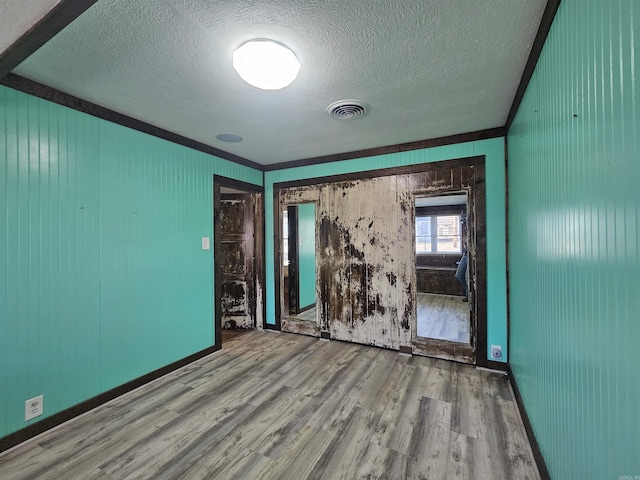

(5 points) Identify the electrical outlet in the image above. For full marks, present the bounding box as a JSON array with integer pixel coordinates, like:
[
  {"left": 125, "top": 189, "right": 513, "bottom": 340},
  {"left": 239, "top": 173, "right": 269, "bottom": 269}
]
[
  {"left": 25, "top": 395, "right": 44, "bottom": 421},
  {"left": 491, "top": 345, "right": 503, "bottom": 360}
]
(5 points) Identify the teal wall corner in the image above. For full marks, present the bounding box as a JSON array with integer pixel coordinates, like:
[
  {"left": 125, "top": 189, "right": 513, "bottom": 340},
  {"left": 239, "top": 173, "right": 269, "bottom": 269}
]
[{"left": 0, "top": 85, "right": 262, "bottom": 438}]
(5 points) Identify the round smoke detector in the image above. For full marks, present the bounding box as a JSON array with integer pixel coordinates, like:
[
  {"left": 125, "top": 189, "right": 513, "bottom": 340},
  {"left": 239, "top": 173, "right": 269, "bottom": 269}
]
[{"left": 326, "top": 100, "right": 371, "bottom": 120}]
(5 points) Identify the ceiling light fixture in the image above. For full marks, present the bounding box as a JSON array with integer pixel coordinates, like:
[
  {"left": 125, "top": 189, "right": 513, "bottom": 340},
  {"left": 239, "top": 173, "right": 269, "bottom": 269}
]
[{"left": 232, "top": 39, "right": 300, "bottom": 90}]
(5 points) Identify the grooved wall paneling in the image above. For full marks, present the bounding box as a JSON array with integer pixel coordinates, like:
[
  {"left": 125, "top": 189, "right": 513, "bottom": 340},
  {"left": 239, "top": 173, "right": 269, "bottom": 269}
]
[
  {"left": 507, "top": 0, "right": 639, "bottom": 477},
  {"left": 0, "top": 87, "right": 103, "bottom": 435},
  {"left": 0, "top": 85, "right": 262, "bottom": 439}
]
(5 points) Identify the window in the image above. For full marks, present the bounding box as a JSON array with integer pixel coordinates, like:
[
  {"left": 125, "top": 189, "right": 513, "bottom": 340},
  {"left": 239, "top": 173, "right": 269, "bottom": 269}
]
[{"left": 416, "top": 214, "right": 461, "bottom": 254}]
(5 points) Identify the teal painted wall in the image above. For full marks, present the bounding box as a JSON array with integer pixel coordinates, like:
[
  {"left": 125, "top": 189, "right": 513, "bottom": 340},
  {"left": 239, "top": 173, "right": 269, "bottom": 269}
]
[
  {"left": 507, "top": 0, "right": 640, "bottom": 477},
  {"left": 265, "top": 137, "right": 507, "bottom": 361},
  {"left": 0, "top": 85, "right": 262, "bottom": 438},
  {"left": 297, "top": 203, "right": 316, "bottom": 309}
]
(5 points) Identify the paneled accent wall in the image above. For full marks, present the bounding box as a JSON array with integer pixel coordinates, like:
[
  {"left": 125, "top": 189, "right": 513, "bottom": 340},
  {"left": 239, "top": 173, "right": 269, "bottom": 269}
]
[
  {"left": 0, "top": 85, "right": 262, "bottom": 438},
  {"left": 265, "top": 138, "right": 507, "bottom": 362},
  {"left": 507, "top": 0, "right": 639, "bottom": 477},
  {"left": 274, "top": 161, "right": 486, "bottom": 365}
]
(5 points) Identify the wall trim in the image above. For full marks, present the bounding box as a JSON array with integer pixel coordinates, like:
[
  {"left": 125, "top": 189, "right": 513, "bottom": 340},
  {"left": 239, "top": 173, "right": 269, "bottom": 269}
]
[
  {"left": 216, "top": 176, "right": 264, "bottom": 193},
  {"left": 484, "top": 359, "right": 508, "bottom": 372},
  {"left": 1, "top": 75, "right": 506, "bottom": 175},
  {"left": 0, "top": 74, "right": 262, "bottom": 171},
  {"left": 0, "top": 344, "right": 221, "bottom": 454},
  {"left": 263, "top": 128, "right": 504, "bottom": 171},
  {"left": 508, "top": 365, "right": 551, "bottom": 480},
  {"left": 0, "top": 0, "right": 560, "bottom": 171},
  {"left": 505, "top": 0, "right": 562, "bottom": 132},
  {"left": 272, "top": 155, "right": 485, "bottom": 190},
  {"left": 0, "top": 0, "right": 99, "bottom": 78}
]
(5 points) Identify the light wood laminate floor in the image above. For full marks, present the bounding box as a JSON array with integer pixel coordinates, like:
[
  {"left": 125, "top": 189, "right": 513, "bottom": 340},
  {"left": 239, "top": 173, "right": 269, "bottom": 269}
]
[
  {"left": 292, "top": 307, "right": 317, "bottom": 322},
  {"left": 417, "top": 293, "right": 470, "bottom": 344},
  {"left": 0, "top": 331, "right": 539, "bottom": 480},
  {"left": 289, "top": 306, "right": 317, "bottom": 322}
]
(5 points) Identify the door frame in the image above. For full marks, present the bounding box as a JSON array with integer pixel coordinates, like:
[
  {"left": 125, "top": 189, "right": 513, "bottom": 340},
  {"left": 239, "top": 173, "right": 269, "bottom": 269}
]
[
  {"left": 271, "top": 156, "right": 490, "bottom": 366},
  {"left": 273, "top": 191, "right": 321, "bottom": 336},
  {"left": 411, "top": 189, "right": 477, "bottom": 363},
  {"left": 213, "top": 176, "right": 265, "bottom": 348}
]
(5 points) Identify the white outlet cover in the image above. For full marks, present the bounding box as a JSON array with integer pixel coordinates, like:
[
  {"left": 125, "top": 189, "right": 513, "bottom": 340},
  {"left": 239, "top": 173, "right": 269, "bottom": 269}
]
[
  {"left": 202, "top": 237, "right": 210, "bottom": 250},
  {"left": 25, "top": 394, "right": 44, "bottom": 421},
  {"left": 490, "top": 345, "right": 503, "bottom": 359}
]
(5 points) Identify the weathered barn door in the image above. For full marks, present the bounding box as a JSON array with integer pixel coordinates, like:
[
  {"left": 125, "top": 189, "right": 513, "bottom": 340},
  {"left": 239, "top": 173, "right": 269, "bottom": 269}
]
[{"left": 219, "top": 194, "right": 255, "bottom": 329}]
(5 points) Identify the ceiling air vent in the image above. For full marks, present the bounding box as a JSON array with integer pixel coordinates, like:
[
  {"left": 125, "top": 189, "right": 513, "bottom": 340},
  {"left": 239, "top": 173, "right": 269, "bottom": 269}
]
[{"left": 326, "top": 100, "right": 371, "bottom": 120}]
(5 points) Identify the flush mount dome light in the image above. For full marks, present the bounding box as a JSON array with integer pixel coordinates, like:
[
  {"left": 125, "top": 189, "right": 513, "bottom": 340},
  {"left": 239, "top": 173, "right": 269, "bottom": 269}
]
[{"left": 233, "top": 39, "right": 300, "bottom": 90}]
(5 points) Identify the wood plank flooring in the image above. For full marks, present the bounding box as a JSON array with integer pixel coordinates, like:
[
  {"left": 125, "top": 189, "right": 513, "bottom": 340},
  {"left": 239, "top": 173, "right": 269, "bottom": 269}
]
[
  {"left": 0, "top": 331, "right": 539, "bottom": 480},
  {"left": 293, "top": 307, "right": 317, "bottom": 322},
  {"left": 417, "top": 293, "right": 470, "bottom": 344},
  {"left": 286, "top": 306, "right": 317, "bottom": 322},
  {"left": 221, "top": 329, "right": 253, "bottom": 342}
]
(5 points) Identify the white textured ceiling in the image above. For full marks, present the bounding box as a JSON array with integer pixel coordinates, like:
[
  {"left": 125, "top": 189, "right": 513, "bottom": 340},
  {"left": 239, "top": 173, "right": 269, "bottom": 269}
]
[
  {"left": 0, "top": 0, "right": 62, "bottom": 53},
  {"left": 12, "top": 0, "right": 547, "bottom": 166}
]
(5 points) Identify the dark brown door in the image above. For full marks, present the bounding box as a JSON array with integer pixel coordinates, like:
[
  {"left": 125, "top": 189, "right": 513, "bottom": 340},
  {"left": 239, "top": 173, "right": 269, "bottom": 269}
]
[{"left": 219, "top": 194, "right": 255, "bottom": 329}]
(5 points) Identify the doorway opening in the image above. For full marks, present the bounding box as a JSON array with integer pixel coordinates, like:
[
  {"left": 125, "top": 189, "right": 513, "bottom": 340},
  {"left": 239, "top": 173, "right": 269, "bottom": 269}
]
[
  {"left": 412, "top": 191, "right": 476, "bottom": 363},
  {"left": 213, "top": 176, "right": 264, "bottom": 348},
  {"left": 283, "top": 204, "right": 317, "bottom": 320},
  {"left": 415, "top": 193, "right": 470, "bottom": 343},
  {"left": 279, "top": 202, "right": 319, "bottom": 336}
]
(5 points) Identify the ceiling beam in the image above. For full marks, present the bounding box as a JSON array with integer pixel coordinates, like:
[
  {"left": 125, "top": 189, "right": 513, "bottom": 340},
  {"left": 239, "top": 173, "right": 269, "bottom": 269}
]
[
  {"left": 0, "top": 0, "right": 100, "bottom": 79},
  {"left": 504, "top": 0, "right": 563, "bottom": 133}
]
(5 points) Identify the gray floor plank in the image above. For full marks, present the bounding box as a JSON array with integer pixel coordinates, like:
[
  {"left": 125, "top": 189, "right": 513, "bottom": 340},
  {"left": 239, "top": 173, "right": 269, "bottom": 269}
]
[
  {"left": 417, "top": 293, "right": 470, "bottom": 343},
  {"left": 446, "top": 431, "right": 493, "bottom": 479},
  {"left": 0, "top": 331, "right": 540, "bottom": 480}
]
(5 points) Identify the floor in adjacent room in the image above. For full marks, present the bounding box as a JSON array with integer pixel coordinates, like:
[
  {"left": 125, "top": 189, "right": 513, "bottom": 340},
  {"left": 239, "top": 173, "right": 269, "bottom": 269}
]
[
  {"left": 0, "top": 331, "right": 539, "bottom": 480},
  {"left": 416, "top": 293, "right": 470, "bottom": 344},
  {"left": 287, "top": 306, "right": 317, "bottom": 322}
]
